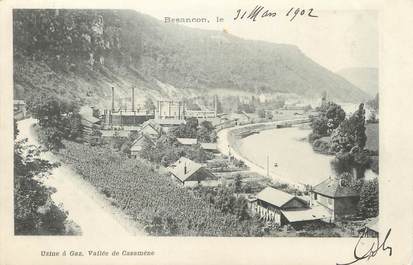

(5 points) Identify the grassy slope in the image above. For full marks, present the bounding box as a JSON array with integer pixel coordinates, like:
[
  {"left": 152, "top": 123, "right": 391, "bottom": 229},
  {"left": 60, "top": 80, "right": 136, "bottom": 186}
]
[{"left": 13, "top": 9, "right": 368, "bottom": 105}]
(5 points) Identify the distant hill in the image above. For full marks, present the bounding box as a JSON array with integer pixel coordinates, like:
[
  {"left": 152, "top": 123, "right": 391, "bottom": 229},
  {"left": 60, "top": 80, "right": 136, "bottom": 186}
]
[
  {"left": 337, "top": 67, "right": 378, "bottom": 98},
  {"left": 13, "top": 9, "right": 368, "bottom": 107}
]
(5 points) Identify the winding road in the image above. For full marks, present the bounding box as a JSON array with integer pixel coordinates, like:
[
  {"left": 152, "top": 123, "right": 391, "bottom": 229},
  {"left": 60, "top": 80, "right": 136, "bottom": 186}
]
[{"left": 17, "top": 118, "right": 143, "bottom": 236}]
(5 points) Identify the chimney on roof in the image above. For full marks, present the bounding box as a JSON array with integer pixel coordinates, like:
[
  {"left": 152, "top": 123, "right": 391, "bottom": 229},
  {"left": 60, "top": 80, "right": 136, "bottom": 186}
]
[{"left": 111, "top": 86, "right": 115, "bottom": 111}]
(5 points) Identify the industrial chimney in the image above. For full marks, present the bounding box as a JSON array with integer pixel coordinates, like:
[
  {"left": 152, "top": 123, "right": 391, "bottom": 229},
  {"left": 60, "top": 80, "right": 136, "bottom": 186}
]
[
  {"left": 131, "top": 87, "right": 135, "bottom": 112},
  {"left": 111, "top": 86, "right": 115, "bottom": 111}
]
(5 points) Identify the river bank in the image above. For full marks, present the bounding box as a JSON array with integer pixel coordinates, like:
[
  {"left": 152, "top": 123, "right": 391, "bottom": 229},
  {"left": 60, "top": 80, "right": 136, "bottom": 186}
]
[
  {"left": 217, "top": 118, "right": 311, "bottom": 190},
  {"left": 217, "top": 118, "right": 378, "bottom": 190}
]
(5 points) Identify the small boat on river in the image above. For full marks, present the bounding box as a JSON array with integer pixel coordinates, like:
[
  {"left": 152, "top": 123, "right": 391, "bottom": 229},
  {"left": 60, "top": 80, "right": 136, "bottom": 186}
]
[{"left": 239, "top": 130, "right": 260, "bottom": 138}]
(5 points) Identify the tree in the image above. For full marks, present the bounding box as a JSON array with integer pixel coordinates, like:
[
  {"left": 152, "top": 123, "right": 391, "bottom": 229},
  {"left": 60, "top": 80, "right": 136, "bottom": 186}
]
[
  {"left": 144, "top": 98, "right": 156, "bottom": 113},
  {"left": 358, "top": 178, "right": 378, "bottom": 218},
  {"left": 350, "top": 103, "right": 367, "bottom": 148},
  {"left": 197, "top": 121, "right": 216, "bottom": 143},
  {"left": 234, "top": 174, "right": 242, "bottom": 193},
  {"left": 14, "top": 132, "right": 68, "bottom": 235},
  {"left": 27, "top": 93, "right": 82, "bottom": 150},
  {"left": 62, "top": 113, "right": 83, "bottom": 141},
  {"left": 311, "top": 115, "right": 329, "bottom": 137},
  {"left": 312, "top": 102, "right": 346, "bottom": 137},
  {"left": 330, "top": 151, "right": 353, "bottom": 175},
  {"left": 233, "top": 196, "right": 250, "bottom": 221}
]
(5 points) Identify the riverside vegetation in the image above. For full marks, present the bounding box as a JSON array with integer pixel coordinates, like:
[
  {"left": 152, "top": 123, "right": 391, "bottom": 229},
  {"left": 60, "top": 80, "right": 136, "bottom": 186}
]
[{"left": 309, "top": 99, "right": 379, "bottom": 219}]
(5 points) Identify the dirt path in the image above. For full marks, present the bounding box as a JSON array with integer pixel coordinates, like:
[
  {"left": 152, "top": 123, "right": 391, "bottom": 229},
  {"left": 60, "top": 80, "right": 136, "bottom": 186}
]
[{"left": 17, "top": 118, "right": 145, "bottom": 236}]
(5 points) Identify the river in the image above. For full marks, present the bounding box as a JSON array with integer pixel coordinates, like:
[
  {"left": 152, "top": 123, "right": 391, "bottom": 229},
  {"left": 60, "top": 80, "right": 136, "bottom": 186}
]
[
  {"left": 231, "top": 103, "right": 378, "bottom": 186},
  {"left": 238, "top": 127, "right": 333, "bottom": 186},
  {"left": 236, "top": 125, "right": 378, "bottom": 186}
]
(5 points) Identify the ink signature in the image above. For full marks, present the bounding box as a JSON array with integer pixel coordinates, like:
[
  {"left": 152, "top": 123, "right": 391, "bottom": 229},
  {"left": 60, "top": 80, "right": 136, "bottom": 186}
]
[{"left": 337, "top": 228, "right": 392, "bottom": 265}]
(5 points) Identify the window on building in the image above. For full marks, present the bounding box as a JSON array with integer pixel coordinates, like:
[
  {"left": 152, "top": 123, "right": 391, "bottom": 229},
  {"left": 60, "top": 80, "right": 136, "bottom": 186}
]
[{"left": 314, "top": 193, "right": 318, "bottom": 200}]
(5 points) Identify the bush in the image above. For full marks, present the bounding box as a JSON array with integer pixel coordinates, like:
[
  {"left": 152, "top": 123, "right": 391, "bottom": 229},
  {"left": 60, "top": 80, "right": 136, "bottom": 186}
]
[
  {"left": 357, "top": 178, "right": 379, "bottom": 218},
  {"left": 14, "top": 137, "right": 69, "bottom": 235},
  {"left": 312, "top": 138, "right": 331, "bottom": 154},
  {"left": 308, "top": 132, "right": 321, "bottom": 143}
]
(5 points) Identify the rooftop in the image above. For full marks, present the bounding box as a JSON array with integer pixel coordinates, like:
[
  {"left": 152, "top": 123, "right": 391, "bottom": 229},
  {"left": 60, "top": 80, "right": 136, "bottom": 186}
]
[
  {"left": 130, "top": 134, "right": 155, "bottom": 151},
  {"left": 153, "top": 119, "right": 186, "bottom": 126},
  {"left": 167, "top": 157, "right": 203, "bottom": 182},
  {"left": 312, "top": 177, "right": 361, "bottom": 198},
  {"left": 256, "top": 187, "right": 296, "bottom": 208},
  {"left": 79, "top": 106, "right": 100, "bottom": 123},
  {"left": 281, "top": 205, "right": 331, "bottom": 223},
  {"left": 177, "top": 138, "right": 198, "bottom": 145},
  {"left": 200, "top": 143, "right": 218, "bottom": 150},
  {"left": 168, "top": 157, "right": 216, "bottom": 182}
]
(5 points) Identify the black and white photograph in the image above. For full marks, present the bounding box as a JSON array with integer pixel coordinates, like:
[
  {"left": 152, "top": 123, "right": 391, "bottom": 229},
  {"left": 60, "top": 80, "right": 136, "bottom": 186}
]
[
  {"left": 2, "top": 1, "right": 413, "bottom": 264},
  {"left": 12, "top": 7, "right": 380, "bottom": 237}
]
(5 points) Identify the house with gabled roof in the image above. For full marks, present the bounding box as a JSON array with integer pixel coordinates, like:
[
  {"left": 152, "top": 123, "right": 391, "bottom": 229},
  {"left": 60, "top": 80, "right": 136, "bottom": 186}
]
[
  {"left": 79, "top": 106, "right": 101, "bottom": 144},
  {"left": 249, "top": 186, "right": 330, "bottom": 226},
  {"left": 130, "top": 134, "right": 155, "bottom": 158},
  {"left": 167, "top": 157, "right": 218, "bottom": 187},
  {"left": 139, "top": 120, "right": 161, "bottom": 139},
  {"left": 200, "top": 143, "right": 219, "bottom": 153},
  {"left": 310, "top": 176, "right": 361, "bottom": 221}
]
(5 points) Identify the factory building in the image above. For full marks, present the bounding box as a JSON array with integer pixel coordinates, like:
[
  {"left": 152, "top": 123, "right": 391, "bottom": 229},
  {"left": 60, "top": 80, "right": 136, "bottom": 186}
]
[
  {"left": 102, "top": 86, "right": 154, "bottom": 130},
  {"left": 102, "top": 86, "right": 218, "bottom": 131}
]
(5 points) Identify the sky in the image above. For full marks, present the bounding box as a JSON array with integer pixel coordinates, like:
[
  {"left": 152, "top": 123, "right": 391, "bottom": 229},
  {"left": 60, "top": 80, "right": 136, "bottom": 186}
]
[{"left": 132, "top": 1, "right": 378, "bottom": 72}]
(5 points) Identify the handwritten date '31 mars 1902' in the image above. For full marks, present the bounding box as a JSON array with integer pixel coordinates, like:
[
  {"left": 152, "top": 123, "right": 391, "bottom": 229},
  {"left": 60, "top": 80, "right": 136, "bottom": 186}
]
[{"left": 234, "top": 6, "right": 318, "bottom": 22}]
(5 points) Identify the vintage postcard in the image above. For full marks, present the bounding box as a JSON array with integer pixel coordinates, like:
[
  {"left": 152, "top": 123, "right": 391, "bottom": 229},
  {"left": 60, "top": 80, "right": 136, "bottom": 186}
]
[{"left": 0, "top": 0, "right": 412, "bottom": 264}]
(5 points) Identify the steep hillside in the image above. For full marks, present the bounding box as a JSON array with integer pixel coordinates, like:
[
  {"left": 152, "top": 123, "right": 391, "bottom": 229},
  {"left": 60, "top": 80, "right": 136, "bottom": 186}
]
[
  {"left": 337, "top": 67, "right": 378, "bottom": 98},
  {"left": 13, "top": 9, "right": 368, "bottom": 107}
]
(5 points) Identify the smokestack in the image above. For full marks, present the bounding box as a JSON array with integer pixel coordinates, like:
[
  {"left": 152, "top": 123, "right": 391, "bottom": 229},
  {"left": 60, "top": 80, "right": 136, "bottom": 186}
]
[
  {"left": 131, "top": 87, "right": 135, "bottom": 112},
  {"left": 111, "top": 86, "right": 115, "bottom": 111}
]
